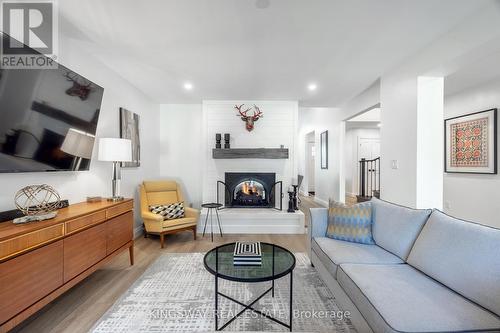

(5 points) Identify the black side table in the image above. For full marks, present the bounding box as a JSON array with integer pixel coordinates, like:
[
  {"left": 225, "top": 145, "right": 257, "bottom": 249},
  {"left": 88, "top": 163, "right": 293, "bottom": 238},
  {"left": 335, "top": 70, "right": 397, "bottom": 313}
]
[{"left": 202, "top": 203, "right": 223, "bottom": 242}]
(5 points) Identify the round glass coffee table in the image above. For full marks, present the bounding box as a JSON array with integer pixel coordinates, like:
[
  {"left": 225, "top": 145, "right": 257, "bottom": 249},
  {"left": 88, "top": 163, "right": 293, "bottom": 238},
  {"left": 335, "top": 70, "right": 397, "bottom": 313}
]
[{"left": 204, "top": 242, "right": 296, "bottom": 331}]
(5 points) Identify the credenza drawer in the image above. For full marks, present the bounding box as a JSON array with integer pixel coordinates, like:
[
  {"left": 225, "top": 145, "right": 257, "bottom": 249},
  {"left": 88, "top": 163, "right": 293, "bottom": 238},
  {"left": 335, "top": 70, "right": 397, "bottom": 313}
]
[
  {"left": 106, "top": 201, "right": 133, "bottom": 219},
  {"left": 63, "top": 223, "right": 106, "bottom": 283},
  {"left": 0, "top": 240, "right": 63, "bottom": 324},
  {"left": 65, "top": 210, "right": 106, "bottom": 235},
  {"left": 106, "top": 211, "right": 133, "bottom": 255},
  {"left": 0, "top": 224, "right": 64, "bottom": 261}
]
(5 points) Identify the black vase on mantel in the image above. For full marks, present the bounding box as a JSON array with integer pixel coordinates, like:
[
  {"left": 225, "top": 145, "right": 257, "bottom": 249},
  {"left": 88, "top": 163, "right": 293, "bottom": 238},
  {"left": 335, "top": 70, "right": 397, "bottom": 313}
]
[
  {"left": 215, "top": 133, "right": 221, "bottom": 149},
  {"left": 224, "top": 133, "right": 230, "bottom": 149}
]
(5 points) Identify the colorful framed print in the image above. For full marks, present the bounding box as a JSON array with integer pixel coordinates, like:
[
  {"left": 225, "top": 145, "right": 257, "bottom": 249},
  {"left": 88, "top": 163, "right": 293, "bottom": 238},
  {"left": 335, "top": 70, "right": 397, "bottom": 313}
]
[
  {"left": 445, "top": 108, "right": 497, "bottom": 174},
  {"left": 320, "top": 130, "right": 328, "bottom": 169}
]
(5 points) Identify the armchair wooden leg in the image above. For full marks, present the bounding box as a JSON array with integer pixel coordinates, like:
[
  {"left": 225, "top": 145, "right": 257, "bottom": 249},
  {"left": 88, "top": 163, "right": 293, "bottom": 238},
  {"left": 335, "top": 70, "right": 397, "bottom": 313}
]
[
  {"left": 192, "top": 226, "right": 197, "bottom": 240},
  {"left": 160, "top": 233, "right": 165, "bottom": 248}
]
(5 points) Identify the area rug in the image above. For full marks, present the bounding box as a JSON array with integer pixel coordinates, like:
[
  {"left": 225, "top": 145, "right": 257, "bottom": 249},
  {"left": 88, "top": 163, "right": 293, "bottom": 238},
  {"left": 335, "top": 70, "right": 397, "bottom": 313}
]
[{"left": 91, "top": 253, "right": 356, "bottom": 332}]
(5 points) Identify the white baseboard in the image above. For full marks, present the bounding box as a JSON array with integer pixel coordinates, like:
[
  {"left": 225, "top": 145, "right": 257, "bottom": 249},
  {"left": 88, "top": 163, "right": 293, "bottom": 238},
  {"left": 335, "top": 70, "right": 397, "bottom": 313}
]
[{"left": 133, "top": 225, "right": 144, "bottom": 239}]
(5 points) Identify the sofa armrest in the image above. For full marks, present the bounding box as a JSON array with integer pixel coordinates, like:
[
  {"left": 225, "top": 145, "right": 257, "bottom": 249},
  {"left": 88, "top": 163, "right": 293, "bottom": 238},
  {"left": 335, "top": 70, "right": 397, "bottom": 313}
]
[
  {"left": 309, "top": 208, "right": 328, "bottom": 239},
  {"left": 184, "top": 206, "right": 200, "bottom": 219}
]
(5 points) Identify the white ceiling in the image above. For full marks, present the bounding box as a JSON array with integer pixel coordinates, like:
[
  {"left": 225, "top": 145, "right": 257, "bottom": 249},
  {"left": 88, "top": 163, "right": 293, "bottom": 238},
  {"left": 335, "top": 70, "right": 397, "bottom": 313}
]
[
  {"left": 445, "top": 49, "right": 500, "bottom": 96},
  {"left": 59, "top": 0, "right": 490, "bottom": 106},
  {"left": 348, "top": 107, "right": 380, "bottom": 122}
]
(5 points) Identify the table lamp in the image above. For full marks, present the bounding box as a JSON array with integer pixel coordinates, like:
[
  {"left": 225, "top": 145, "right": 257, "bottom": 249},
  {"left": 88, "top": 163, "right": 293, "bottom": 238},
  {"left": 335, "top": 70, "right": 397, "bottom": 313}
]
[
  {"left": 60, "top": 128, "right": 95, "bottom": 171},
  {"left": 98, "top": 138, "right": 132, "bottom": 201}
]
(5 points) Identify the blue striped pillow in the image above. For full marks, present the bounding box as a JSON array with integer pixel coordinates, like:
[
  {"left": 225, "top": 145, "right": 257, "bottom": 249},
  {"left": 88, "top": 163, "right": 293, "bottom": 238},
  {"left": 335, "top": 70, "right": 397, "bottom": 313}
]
[{"left": 326, "top": 201, "right": 374, "bottom": 244}]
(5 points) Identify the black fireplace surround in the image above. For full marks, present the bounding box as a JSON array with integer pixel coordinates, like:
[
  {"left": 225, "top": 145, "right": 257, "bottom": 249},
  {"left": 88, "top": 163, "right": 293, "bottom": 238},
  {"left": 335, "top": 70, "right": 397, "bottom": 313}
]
[{"left": 223, "top": 172, "right": 276, "bottom": 208}]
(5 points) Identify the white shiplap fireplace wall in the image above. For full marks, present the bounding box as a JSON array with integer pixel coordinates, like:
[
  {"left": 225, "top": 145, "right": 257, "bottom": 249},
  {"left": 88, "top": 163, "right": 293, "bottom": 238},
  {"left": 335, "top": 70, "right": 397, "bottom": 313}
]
[{"left": 202, "top": 100, "right": 298, "bottom": 206}]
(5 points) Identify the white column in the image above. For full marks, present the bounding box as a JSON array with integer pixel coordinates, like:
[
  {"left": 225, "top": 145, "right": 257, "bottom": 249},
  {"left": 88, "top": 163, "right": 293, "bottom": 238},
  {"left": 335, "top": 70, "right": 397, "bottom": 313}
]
[{"left": 416, "top": 77, "right": 444, "bottom": 209}]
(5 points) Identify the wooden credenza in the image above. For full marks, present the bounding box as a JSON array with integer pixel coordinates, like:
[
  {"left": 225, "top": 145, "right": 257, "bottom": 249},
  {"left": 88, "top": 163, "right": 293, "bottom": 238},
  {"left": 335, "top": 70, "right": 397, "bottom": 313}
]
[{"left": 0, "top": 199, "right": 134, "bottom": 332}]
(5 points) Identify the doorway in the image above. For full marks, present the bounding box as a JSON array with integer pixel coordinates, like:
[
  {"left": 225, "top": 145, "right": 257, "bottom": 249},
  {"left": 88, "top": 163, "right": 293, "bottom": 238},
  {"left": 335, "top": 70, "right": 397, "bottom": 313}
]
[
  {"left": 344, "top": 106, "right": 381, "bottom": 204},
  {"left": 305, "top": 131, "right": 315, "bottom": 196}
]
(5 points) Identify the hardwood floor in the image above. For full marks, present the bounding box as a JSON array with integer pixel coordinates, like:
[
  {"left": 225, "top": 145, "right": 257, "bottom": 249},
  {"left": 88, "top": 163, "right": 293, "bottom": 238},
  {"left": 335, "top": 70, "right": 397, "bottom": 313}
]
[{"left": 13, "top": 199, "right": 322, "bottom": 333}]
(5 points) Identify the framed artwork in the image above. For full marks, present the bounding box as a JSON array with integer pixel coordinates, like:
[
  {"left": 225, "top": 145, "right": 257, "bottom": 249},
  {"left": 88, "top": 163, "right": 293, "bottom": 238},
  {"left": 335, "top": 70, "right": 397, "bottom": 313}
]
[
  {"left": 445, "top": 108, "right": 497, "bottom": 174},
  {"left": 120, "top": 107, "right": 141, "bottom": 167},
  {"left": 320, "top": 130, "right": 328, "bottom": 169}
]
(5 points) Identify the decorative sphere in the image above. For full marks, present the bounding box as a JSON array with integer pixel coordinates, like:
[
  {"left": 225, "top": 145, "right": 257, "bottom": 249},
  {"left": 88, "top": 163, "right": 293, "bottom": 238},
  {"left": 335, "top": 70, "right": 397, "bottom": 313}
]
[{"left": 14, "top": 184, "right": 61, "bottom": 216}]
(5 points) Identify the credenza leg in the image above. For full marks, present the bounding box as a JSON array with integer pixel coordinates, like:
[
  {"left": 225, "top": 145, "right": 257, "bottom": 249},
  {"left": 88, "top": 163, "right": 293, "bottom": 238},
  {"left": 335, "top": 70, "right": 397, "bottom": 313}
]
[
  {"left": 192, "top": 226, "right": 197, "bottom": 240},
  {"left": 129, "top": 244, "right": 134, "bottom": 265}
]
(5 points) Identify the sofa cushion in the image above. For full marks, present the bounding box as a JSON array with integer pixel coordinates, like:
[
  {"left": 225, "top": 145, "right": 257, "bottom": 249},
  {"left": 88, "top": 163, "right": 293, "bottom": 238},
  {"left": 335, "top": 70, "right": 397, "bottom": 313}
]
[
  {"left": 407, "top": 210, "right": 500, "bottom": 317},
  {"left": 338, "top": 263, "right": 500, "bottom": 333},
  {"left": 371, "top": 197, "right": 431, "bottom": 260},
  {"left": 312, "top": 237, "right": 403, "bottom": 278},
  {"left": 326, "top": 201, "right": 375, "bottom": 245}
]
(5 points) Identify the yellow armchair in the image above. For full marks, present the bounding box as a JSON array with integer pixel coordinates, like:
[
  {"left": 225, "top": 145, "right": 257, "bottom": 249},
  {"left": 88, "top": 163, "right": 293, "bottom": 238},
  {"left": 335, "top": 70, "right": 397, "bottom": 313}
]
[{"left": 139, "top": 180, "right": 199, "bottom": 248}]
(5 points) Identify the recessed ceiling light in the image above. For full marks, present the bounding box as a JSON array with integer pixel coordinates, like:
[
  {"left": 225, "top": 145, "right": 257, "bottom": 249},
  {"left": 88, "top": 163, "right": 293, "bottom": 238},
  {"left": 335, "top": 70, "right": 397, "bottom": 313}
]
[
  {"left": 308, "top": 83, "right": 317, "bottom": 91},
  {"left": 183, "top": 82, "right": 193, "bottom": 90},
  {"left": 256, "top": 0, "right": 270, "bottom": 9}
]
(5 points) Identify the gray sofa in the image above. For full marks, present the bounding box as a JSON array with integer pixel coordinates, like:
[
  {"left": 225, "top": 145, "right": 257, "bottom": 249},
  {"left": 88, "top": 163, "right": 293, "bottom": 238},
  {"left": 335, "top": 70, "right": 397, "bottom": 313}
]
[{"left": 309, "top": 198, "right": 500, "bottom": 333}]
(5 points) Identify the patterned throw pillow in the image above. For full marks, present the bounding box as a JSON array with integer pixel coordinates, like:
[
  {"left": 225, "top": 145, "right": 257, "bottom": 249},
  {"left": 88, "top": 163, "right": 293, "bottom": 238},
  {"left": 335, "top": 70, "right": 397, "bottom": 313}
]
[
  {"left": 149, "top": 202, "right": 185, "bottom": 220},
  {"left": 326, "top": 201, "right": 374, "bottom": 244},
  {"left": 327, "top": 198, "right": 346, "bottom": 226}
]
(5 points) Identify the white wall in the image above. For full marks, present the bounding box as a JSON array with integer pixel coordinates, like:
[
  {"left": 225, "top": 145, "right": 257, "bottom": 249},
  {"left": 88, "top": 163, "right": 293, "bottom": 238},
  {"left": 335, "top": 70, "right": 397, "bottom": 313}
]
[
  {"left": 159, "top": 104, "right": 203, "bottom": 208},
  {"left": 202, "top": 100, "right": 298, "bottom": 206},
  {"left": 416, "top": 76, "right": 444, "bottom": 209},
  {"left": 379, "top": 3, "right": 500, "bottom": 208},
  {"left": 298, "top": 107, "right": 341, "bottom": 206},
  {"left": 444, "top": 79, "right": 500, "bottom": 228},
  {"left": 297, "top": 81, "right": 381, "bottom": 206},
  {"left": 0, "top": 36, "right": 160, "bottom": 232}
]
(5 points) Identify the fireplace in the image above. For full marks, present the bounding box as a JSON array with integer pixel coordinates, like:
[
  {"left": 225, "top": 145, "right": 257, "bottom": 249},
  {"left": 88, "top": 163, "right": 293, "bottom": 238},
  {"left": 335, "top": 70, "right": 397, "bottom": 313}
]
[{"left": 223, "top": 172, "right": 276, "bottom": 208}]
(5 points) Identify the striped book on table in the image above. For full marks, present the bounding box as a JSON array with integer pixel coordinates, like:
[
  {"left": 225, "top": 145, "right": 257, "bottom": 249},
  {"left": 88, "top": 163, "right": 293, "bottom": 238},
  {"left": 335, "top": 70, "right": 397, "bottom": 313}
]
[{"left": 233, "top": 241, "right": 262, "bottom": 266}]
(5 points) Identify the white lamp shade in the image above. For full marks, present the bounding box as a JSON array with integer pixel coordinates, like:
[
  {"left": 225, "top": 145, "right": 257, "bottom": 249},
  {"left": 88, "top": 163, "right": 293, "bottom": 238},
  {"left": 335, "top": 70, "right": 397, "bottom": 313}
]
[
  {"left": 60, "top": 128, "right": 95, "bottom": 159},
  {"left": 98, "top": 138, "right": 132, "bottom": 162}
]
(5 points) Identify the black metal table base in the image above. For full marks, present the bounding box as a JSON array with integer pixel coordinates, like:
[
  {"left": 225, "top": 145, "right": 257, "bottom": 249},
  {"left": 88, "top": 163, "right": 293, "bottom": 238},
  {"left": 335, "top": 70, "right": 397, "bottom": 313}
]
[
  {"left": 214, "top": 272, "right": 293, "bottom": 331},
  {"left": 202, "top": 207, "right": 223, "bottom": 242}
]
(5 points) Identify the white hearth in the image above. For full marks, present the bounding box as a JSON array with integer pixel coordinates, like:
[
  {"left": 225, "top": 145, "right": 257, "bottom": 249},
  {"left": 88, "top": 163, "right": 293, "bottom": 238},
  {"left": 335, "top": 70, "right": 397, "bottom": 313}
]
[{"left": 198, "top": 208, "right": 305, "bottom": 234}]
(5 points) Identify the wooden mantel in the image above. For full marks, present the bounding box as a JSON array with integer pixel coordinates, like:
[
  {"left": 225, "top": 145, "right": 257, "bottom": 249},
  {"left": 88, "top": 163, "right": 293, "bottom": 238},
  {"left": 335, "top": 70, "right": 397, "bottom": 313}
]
[{"left": 212, "top": 148, "right": 289, "bottom": 159}]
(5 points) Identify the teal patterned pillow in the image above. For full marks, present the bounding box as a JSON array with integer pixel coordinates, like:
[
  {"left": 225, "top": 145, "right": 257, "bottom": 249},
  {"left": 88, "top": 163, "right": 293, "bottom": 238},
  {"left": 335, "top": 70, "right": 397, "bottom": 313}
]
[{"left": 326, "top": 201, "right": 374, "bottom": 244}]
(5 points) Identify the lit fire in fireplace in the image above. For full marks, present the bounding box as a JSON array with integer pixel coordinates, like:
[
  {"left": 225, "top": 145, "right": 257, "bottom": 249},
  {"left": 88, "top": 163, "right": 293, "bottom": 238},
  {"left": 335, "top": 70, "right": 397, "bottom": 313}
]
[{"left": 241, "top": 181, "right": 261, "bottom": 196}]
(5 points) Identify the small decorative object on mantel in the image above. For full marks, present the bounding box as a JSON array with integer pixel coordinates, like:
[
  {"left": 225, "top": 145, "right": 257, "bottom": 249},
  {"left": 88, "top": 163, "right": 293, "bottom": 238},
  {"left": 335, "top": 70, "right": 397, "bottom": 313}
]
[
  {"left": 233, "top": 241, "right": 262, "bottom": 266},
  {"left": 287, "top": 187, "right": 295, "bottom": 213},
  {"left": 235, "top": 104, "right": 264, "bottom": 132},
  {"left": 292, "top": 178, "right": 299, "bottom": 210},
  {"left": 224, "top": 133, "right": 231, "bottom": 149},
  {"left": 13, "top": 184, "right": 61, "bottom": 224},
  {"left": 445, "top": 108, "right": 497, "bottom": 174},
  {"left": 215, "top": 133, "right": 222, "bottom": 149}
]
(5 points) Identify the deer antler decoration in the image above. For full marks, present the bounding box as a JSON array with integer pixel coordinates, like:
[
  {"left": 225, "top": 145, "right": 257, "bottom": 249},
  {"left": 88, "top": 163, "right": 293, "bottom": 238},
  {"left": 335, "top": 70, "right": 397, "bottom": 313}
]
[
  {"left": 235, "top": 104, "right": 264, "bottom": 132},
  {"left": 64, "top": 71, "right": 92, "bottom": 101}
]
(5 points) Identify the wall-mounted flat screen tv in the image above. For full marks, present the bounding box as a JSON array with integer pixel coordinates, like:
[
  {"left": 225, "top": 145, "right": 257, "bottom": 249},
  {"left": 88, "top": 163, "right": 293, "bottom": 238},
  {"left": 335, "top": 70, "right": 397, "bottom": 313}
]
[{"left": 0, "top": 34, "right": 104, "bottom": 172}]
